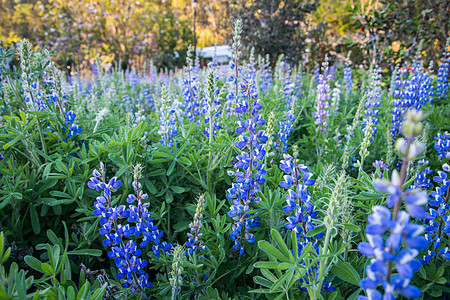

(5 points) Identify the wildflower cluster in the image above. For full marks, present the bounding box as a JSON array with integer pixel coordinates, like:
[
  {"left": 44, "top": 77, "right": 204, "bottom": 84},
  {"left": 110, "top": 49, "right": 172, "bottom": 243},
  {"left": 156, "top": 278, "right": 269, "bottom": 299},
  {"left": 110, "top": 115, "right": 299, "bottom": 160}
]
[
  {"left": 391, "top": 64, "right": 434, "bottom": 139},
  {"left": 183, "top": 46, "right": 200, "bottom": 122},
  {"left": 422, "top": 157, "right": 450, "bottom": 262},
  {"left": 436, "top": 43, "right": 449, "bottom": 100},
  {"left": 358, "top": 109, "right": 428, "bottom": 300},
  {"left": 411, "top": 160, "right": 433, "bottom": 190},
  {"left": 434, "top": 131, "right": 450, "bottom": 160},
  {"left": 313, "top": 61, "right": 332, "bottom": 133},
  {"left": 258, "top": 55, "right": 273, "bottom": 95},
  {"left": 226, "top": 77, "right": 267, "bottom": 255},
  {"left": 373, "top": 160, "right": 389, "bottom": 174},
  {"left": 278, "top": 146, "right": 334, "bottom": 292},
  {"left": 279, "top": 147, "right": 317, "bottom": 238},
  {"left": 277, "top": 73, "right": 295, "bottom": 153},
  {"left": 343, "top": 65, "right": 353, "bottom": 94},
  {"left": 363, "top": 68, "right": 382, "bottom": 136},
  {"left": 88, "top": 163, "right": 170, "bottom": 294},
  {"left": 158, "top": 87, "right": 178, "bottom": 147}
]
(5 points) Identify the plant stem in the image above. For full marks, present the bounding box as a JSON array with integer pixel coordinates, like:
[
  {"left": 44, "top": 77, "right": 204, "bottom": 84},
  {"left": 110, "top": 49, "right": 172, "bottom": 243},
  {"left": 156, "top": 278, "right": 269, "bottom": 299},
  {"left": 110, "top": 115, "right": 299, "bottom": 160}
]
[
  {"left": 386, "top": 137, "right": 411, "bottom": 282},
  {"left": 315, "top": 226, "right": 332, "bottom": 299}
]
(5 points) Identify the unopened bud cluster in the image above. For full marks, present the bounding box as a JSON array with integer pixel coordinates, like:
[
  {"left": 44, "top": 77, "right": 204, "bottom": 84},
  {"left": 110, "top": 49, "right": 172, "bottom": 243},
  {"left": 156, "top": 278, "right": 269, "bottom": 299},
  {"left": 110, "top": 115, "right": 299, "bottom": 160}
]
[
  {"left": 395, "top": 109, "right": 425, "bottom": 160},
  {"left": 324, "top": 173, "right": 347, "bottom": 229},
  {"left": 185, "top": 194, "right": 206, "bottom": 255},
  {"left": 359, "top": 121, "right": 373, "bottom": 160},
  {"left": 265, "top": 111, "right": 276, "bottom": 154},
  {"left": 170, "top": 245, "right": 184, "bottom": 292}
]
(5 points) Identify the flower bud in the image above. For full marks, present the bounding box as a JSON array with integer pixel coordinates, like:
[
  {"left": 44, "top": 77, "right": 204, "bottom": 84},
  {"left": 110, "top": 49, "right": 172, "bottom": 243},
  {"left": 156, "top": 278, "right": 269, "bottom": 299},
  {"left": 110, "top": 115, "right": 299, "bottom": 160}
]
[
  {"left": 401, "top": 121, "right": 414, "bottom": 138},
  {"left": 413, "top": 123, "right": 423, "bottom": 136},
  {"left": 395, "top": 138, "right": 408, "bottom": 156},
  {"left": 407, "top": 141, "right": 425, "bottom": 160}
]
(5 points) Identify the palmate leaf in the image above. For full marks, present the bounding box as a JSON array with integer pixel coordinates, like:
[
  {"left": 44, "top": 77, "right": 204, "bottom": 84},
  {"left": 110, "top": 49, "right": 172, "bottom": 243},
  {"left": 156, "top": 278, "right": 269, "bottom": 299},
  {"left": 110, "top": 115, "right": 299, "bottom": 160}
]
[
  {"left": 253, "top": 229, "right": 311, "bottom": 297},
  {"left": 259, "top": 240, "right": 291, "bottom": 263},
  {"left": 271, "top": 229, "right": 295, "bottom": 263},
  {"left": 330, "top": 259, "right": 361, "bottom": 286}
]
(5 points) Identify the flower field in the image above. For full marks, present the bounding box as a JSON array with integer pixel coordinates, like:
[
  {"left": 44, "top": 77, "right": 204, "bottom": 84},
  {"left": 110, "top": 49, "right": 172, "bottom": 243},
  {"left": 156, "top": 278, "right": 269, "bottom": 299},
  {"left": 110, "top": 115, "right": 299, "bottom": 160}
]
[{"left": 0, "top": 21, "right": 450, "bottom": 299}]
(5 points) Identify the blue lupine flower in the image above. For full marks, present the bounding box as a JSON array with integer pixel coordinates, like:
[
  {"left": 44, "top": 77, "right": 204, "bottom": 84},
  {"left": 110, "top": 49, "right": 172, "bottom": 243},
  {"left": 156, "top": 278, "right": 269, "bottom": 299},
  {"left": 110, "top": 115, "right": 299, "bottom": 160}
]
[
  {"left": 436, "top": 47, "right": 449, "bottom": 100},
  {"left": 279, "top": 153, "right": 318, "bottom": 238},
  {"left": 258, "top": 55, "right": 273, "bottom": 95},
  {"left": 410, "top": 160, "right": 433, "bottom": 190},
  {"left": 313, "top": 61, "right": 332, "bottom": 133},
  {"left": 373, "top": 160, "right": 389, "bottom": 173},
  {"left": 391, "top": 64, "right": 434, "bottom": 139},
  {"left": 183, "top": 47, "right": 201, "bottom": 123},
  {"left": 359, "top": 173, "right": 427, "bottom": 297},
  {"left": 359, "top": 110, "right": 428, "bottom": 299},
  {"left": 421, "top": 162, "right": 450, "bottom": 262},
  {"left": 226, "top": 75, "right": 267, "bottom": 255},
  {"left": 63, "top": 110, "right": 82, "bottom": 138},
  {"left": 279, "top": 150, "right": 334, "bottom": 292},
  {"left": 88, "top": 164, "right": 170, "bottom": 294},
  {"left": 313, "top": 64, "right": 320, "bottom": 84},
  {"left": 363, "top": 68, "right": 382, "bottom": 136},
  {"left": 358, "top": 205, "right": 426, "bottom": 300},
  {"left": 434, "top": 131, "right": 450, "bottom": 160},
  {"left": 343, "top": 66, "right": 353, "bottom": 94},
  {"left": 276, "top": 70, "right": 295, "bottom": 153}
]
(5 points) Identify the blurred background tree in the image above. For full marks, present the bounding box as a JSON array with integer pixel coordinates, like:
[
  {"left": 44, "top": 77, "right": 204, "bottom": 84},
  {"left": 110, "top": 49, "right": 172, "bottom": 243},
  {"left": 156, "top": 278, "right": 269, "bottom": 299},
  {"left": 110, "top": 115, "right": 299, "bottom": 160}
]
[
  {"left": 0, "top": 0, "right": 448, "bottom": 70},
  {"left": 225, "top": 0, "right": 318, "bottom": 65}
]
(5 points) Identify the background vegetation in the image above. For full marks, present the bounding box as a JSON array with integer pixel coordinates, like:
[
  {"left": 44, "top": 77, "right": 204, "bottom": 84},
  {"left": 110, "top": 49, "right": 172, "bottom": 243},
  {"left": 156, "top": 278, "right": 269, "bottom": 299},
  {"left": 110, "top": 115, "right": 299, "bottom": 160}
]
[{"left": 1, "top": 0, "right": 449, "bottom": 69}]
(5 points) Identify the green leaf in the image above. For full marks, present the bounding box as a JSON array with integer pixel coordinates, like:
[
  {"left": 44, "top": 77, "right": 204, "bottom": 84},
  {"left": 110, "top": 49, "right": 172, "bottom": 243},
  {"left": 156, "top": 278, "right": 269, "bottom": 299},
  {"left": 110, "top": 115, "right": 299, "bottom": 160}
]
[
  {"left": 41, "top": 263, "right": 53, "bottom": 276},
  {"left": 0, "top": 195, "right": 12, "bottom": 209},
  {"left": 3, "top": 135, "right": 21, "bottom": 150},
  {"left": 178, "top": 157, "right": 192, "bottom": 166},
  {"left": 427, "top": 288, "right": 442, "bottom": 297},
  {"left": 342, "top": 224, "right": 361, "bottom": 232},
  {"left": 167, "top": 160, "right": 176, "bottom": 176},
  {"left": 436, "top": 277, "right": 447, "bottom": 284},
  {"left": 330, "top": 260, "right": 361, "bottom": 286},
  {"left": 24, "top": 255, "right": 43, "bottom": 273},
  {"left": 305, "top": 225, "right": 326, "bottom": 237},
  {"left": 254, "top": 262, "right": 282, "bottom": 269},
  {"left": 49, "top": 191, "right": 71, "bottom": 198},
  {"left": 30, "top": 205, "right": 41, "bottom": 235},
  {"left": 254, "top": 275, "right": 275, "bottom": 288},
  {"left": 258, "top": 241, "right": 290, "bottom": 263},
  {"left": 144, "top": 179, "right": 157, "bottom": 194},
  {"left": 108, "top": 153, "right": 126, "bottom": 166},
  {"left": 1, "top": 247, "right": 10, "bottom": 264},
  {"left": 347, "top": 288, "right": 362, "bottom": 300},
  {"left": 271, "top": 268, "right": 294, "bottom": 292},
  {"left": 165, "top": 191, "right": 173, "bottom": 204},
  {"left": 68, "top": 249, "right": 102, "bottom": 256},
  {"left": 436, "top": 266, "right": 445, "bottom": 278},
  {"left": 170, "top": 186, "right": 185, "bottom": 194},
  {"left": 271, "top": 229, "right": 294, "bottom": 263}
]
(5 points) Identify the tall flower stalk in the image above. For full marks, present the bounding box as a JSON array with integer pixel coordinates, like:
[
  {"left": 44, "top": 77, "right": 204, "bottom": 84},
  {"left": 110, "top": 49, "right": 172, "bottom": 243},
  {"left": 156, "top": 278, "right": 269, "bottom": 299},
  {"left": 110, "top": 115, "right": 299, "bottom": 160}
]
[
  {"left": 88, "top": 163, "right": 170, "bottom": 294},
  {"left": 227, "top": 76, "right": 267, "bottom": 255},
  {"left": 358, "top": 109, "right": 428, "bottom": 299}
]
